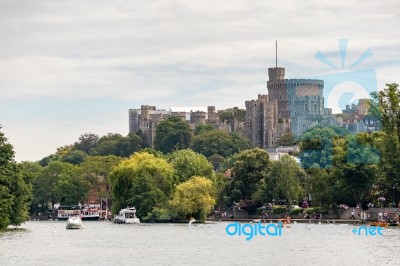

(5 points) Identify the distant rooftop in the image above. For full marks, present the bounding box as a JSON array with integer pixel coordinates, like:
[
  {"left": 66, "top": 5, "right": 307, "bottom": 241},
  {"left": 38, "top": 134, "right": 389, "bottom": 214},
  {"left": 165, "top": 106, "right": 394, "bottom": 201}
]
[{"left": 169, "top": 107, "right": 207, "bottom": 113}]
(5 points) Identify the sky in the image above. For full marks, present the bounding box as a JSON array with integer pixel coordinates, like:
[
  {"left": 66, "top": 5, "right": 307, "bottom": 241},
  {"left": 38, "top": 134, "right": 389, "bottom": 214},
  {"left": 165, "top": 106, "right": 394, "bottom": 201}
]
[{"left": 0, "top": 0, "right": 399, "bottom": 162}]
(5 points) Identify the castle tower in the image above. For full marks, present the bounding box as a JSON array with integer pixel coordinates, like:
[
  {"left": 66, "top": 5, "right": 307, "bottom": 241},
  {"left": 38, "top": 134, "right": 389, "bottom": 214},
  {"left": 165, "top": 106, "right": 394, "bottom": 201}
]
[
  {"left": 268, "top": 67, "right": 285, "bottom": 81},
  {"left": 191, "top": 111, "right": 207, "bottom": 126}
]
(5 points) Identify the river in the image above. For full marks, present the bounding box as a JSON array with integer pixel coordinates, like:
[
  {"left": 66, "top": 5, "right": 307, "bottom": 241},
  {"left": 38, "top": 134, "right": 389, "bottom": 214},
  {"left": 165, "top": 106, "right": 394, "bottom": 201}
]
[{"left": 1, "top": 221, "right": 399, "bottom": 265}]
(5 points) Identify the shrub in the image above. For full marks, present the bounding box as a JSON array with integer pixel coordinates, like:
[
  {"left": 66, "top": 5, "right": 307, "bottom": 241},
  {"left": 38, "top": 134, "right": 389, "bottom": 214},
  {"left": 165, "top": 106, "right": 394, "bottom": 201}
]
[
  {"left": 305, "top": 207, "right": 328, "bottom": 214},
  {"left": 290, "top": 208, "right": 304, "bottom": 215},
  {"left": 272, "top": 207, "right": 286, "bottom": 215}
]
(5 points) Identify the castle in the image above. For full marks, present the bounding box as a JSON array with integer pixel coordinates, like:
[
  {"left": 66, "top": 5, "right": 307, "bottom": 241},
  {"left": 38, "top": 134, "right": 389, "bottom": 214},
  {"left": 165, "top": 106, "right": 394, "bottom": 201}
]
[
  {"left": 245, "top": 66, "right": 330, "bottom": 148},
  {"left": 129, "top": 106, "right": 244, "bottom": 146},
  {"left": 129, "top": 65, "right": 376, "bottom": 149}
]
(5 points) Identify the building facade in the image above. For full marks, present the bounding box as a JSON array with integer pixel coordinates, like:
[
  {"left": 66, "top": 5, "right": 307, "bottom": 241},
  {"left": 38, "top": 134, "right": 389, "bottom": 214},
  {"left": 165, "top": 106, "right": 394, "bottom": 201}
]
[
  {"left": 332, "top": 99, "right": 379, "bottom": 133},
  {"left": 129, "top": 105, "right": 245, "bottom": 146},
  {"left": 245, "top": 67, "right": 326, "bottom": 148}
]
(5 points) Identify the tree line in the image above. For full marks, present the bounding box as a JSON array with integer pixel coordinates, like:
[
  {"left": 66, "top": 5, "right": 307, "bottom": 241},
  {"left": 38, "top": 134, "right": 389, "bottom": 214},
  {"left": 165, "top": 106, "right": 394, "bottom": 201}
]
[{"left": 1, "top": 83, "right": 400, "bottom": 228}]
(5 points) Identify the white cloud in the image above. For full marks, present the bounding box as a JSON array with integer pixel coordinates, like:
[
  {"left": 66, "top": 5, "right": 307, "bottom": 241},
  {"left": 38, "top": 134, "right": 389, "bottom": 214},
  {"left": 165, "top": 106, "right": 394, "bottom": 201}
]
[{"left": 0, "top": 0, "right": 399, "bottom": 160}]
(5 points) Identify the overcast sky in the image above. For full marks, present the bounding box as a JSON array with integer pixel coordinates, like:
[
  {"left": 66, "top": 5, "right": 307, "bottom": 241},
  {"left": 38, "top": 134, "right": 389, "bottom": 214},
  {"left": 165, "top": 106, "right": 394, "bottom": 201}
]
[{"left": 0, "top": 0, "right": 399, "bottom": 161}]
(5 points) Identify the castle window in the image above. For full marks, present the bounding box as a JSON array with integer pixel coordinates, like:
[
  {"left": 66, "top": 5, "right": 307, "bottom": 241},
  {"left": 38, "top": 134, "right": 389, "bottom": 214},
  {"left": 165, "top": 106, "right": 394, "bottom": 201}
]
[
  {"left": 146, "top": 123, "right": 149, "bottom": 127},
  {"left": 279, "top": 95, "right": 282, "bottom": 100},
  {"left": 315, "top": 104, "right": 317, "bottom": 111}
]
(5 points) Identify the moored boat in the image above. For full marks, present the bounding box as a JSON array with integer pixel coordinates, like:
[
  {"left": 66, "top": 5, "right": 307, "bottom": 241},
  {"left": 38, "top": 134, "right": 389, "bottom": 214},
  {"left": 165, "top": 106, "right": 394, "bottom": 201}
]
[
  {"left": 81, "top": 204, "right": 100, "bottom": 220},
  {"left": 369, "top": 221, "right": 388, "bottom": 227},
  {"left": 66, "top": 215, "right": 84, "bottom": 229},
  {"left": 114, "top": 207, "right": 140, "bottom": 224},
  {"left": 58, "top": 205, "right": 81, "bottom": 220},
  {"left": 58, "top": 204, "right": 100, "bottom": 220}
]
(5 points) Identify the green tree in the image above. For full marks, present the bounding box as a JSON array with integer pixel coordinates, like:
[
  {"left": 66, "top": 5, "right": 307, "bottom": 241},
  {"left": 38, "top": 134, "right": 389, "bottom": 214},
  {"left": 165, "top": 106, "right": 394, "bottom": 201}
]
[
  {"left": 378, "top": 133, "right": 400, "bottom": 201},
  {"left": 79, "top": 155, "right": 122, "bottom": 199},
  {"left": 208, "top": 154, "right": 225, "bottom": 171},
  {"left": 329, "top": 126, "right": 350, "bottom": 137},
  {"left": 139, "top": 147, "right": 164, "bottom": 158},
  {"left": 331, "top": 134, "right": 380, "bottom": 205},
  {"left": 169, "top": 149, "right": 214, "bottom": 183},
  {"left": 154, "top": 117, "right": 192, "bottom": 153},
  {"left": 38, "top": 153, "right": 61, "bottom": 167},
  {"left": 19, "top": 162, "right": 43, "bottom": 214},
  {"left": 89, "top": 133, "right": 122, "bottom": 157},
  {"left": 56, "top": 145, "right": 74, "bottom": 157},
  {"left": 55, "top": 175, "right": 90, "bottom": 205},
  {"left": 191, "top": 130, "right": 232, "bottom": 157},
  {"left": 35, "top": 161, "right": 77, "bottom": 210},
  {"left": 269, "top": 155, "right": 305, "bottom": 209},
  {"left": 275, "top": 133, "right": 296, "bottom": 147},
  {"left": 0, "top": 127, "right": 32, "bottom": 229},
  {"left": 299, "top": 126, "right": 340, "bottom": 168},
  {"left": 230, "top": 132, "right": 252, "bottom": 152},
  {"left": 376, "top": 84, "right": 400, "bottom": 201},
  {"left": 379, "top": 83, "right": 400, "bottom": 142},
  {"left": 194, "top": 124, "right": 214, "bottom": 135},
  {"left": 74, "top": 133, "right": 99, "bottom": 154},
  {"left": 307, "top": 166, "right": 335, "bottom": 208},
  {"left": 61, "top": 150, "right": 88, "bottom": 165},
  {"left": 90, "top": 133, "right": 146, "bottom": 157},
  {"left": 226, "top": 148, "right": 271, "bottom": 202},
  {"left": 109, "top": 152, "right": 174, "bottom": 217},
  {"left": 218, "top": 108, "right": 246, "bottom": 122},
  {"left": 367, "top": 91, "right": 381, "bottom": 128},
  {"left": 170, "top": 176, "right": 216, "bottom": 221},
  {"left": 191, "top": 130, "right": 251, "bottom": 158}
]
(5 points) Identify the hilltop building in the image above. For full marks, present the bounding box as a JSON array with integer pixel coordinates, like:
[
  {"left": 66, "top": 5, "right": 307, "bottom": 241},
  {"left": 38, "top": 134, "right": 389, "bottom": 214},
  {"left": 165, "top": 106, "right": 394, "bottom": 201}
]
[
  {"left": 332, "top": 99, "right": 379, "bottom": 133},
  {"left": 129, "top": 69, "right": 377, "bottom": 150},
  {"left": 129, "top": 105, "right": 244, "bottom": 146},
  {"left": 245, "top": 66, "right": 328, "bottom": 148}
]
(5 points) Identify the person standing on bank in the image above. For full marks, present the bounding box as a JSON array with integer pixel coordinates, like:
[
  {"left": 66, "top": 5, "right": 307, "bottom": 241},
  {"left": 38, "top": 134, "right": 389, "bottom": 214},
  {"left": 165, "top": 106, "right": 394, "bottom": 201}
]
[{"left": 351, "top": 209, "right": 355, "bottom": 219}]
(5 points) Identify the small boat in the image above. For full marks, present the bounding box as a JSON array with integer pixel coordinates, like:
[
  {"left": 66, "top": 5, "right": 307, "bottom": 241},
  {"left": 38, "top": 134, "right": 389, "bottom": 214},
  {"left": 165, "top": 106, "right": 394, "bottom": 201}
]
[
  {"left": 114, "top": 207, "right": 140, "bottom": 224},
  {"left": 66, "top": 215, "right": 84, "bottom": 229},
  {"left": 279, "top": 217, "right": 291, "bottom": 227},
  {"left": 369, "top": 221, "right": 388, "bottom": 227}
]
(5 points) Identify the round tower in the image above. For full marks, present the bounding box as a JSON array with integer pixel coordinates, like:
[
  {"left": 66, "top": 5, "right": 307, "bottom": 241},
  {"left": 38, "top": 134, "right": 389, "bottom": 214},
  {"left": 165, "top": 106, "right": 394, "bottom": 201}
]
[{"left": 268, "top": 67, "right": 285, "bottom": 81}]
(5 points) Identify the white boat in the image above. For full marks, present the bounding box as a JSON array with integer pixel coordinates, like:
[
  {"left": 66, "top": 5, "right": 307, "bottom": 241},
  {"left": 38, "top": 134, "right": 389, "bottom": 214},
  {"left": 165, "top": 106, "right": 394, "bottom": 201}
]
[
  {"left": 58, "top": 205, "right": 81, "bottom": 220},
  {"left": 66, "top": 215, "right": 84, "bottom": 229},
  {"left": 81, "top": 204, "right": 100, "bottom": 220},
  {"left": 58, "top": 205, "right": 100, "bottom": 220},
  {"left": 114, "top": 207, "right": 140, "bottom": 224}
]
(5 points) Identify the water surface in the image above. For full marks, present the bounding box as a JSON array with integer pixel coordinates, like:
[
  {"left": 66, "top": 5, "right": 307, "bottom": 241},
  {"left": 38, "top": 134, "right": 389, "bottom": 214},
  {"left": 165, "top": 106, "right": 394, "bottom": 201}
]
[{"left": 1, "top": 221, "right": 398, "bottom": 265}]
